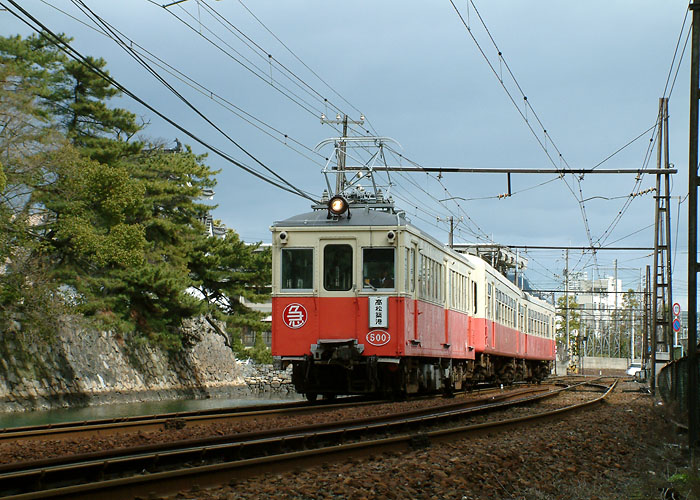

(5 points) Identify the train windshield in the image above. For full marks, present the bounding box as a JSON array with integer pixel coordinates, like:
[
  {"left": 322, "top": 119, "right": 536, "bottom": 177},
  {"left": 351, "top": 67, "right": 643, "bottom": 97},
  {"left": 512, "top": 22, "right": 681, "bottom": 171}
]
[
  {"left": 362, "top": 248, "right": 395, "bottom": 290},
  {"left": 323, "top": 244, "right": 353, "bottom": 291},
  {"left": 281, "top": 248, "right": 313, "bottom": 290}
]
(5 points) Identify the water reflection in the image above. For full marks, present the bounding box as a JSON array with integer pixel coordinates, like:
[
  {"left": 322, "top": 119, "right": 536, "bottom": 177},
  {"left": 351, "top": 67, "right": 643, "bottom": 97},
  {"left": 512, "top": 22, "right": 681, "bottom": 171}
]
[{"left": 0, "top": 391, "right": 303, "bottom": 429}]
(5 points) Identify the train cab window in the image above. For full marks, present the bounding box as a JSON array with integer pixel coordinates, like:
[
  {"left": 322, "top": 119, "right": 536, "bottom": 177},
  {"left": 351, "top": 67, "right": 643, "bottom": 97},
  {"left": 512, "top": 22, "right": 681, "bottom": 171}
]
[
  {"left": 363, "top": 248, "right": 395, "bottom": 290},
  {"left": 324, "top": 244, "right": 353, "bottom": 291},
  {"left": 281, "top": 248, "right": 313, "bottom": 290}
]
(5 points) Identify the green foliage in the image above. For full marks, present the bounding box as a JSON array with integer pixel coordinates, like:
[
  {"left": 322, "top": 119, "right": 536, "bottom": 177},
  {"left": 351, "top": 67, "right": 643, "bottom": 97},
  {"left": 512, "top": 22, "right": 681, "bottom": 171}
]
[
  {"left": 0, "top": 162, "right": 6, "bottom": 193},
  {"left": 189, "top": 231, "right": 271, "bottom": 333},
  {"left": 250, "top": 331, "right": 272, "bottom": 364},
  {"left": 0, "top": 36, "right": 68, "bottom": 340},
  {"left": 227, "top": 326, "right": 249, "bottom": 360},
  {"left": 0, "top": 33, "right": 271, "bottom": 352},
  {"left": 555, "top": 295, "right": 580, "bottom": 340}
]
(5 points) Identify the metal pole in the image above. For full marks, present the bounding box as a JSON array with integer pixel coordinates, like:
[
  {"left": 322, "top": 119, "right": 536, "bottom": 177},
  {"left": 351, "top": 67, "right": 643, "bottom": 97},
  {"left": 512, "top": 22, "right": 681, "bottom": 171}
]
[
  {"left": 615, "top": 259, "right": 619, "bottom": 357},
  {"left": 336, "top": 115, "right": 348, "bottom": 194},
  {"left": 565, "top": 249, "right": 570, "bottom": 370},
  {"left": 688, "top": 0, "right": 700, "bottom": 454},
  {"left": 644, "top": 265, "right": 650, "bottom": 380},
  {"left": 664, "top": 98, "right": 675, "bottom": 360},
  {"left": 449, "top": 216, "right": 454, "bottom": 249},
  {"left": 631, "top": 309, "right": 635, "bottom": 361},
  {"left": 657, "top": 97, "right": 676, "bottom": 361},
  {"left": 652, "top": 98, "right": 663, "bottom": 395}
]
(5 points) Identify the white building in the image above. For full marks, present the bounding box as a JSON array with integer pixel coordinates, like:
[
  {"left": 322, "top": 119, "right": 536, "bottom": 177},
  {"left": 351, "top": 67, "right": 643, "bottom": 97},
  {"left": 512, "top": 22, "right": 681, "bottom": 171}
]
[{"left": 566, "top": 273, "right": 622, "bottom": 347}]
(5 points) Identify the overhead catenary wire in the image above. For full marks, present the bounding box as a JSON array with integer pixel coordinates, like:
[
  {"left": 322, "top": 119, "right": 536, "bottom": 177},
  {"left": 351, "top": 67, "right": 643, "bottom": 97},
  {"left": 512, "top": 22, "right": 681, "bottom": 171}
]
[
  {"left": 662, "top": 6, "right": 691, "bottom": 99},
  {"left": 145, "top": 0, "right": 325, "bottom": 118},
  {"left": 2, "top": 0, "right": 318, "bottom": 203},
  {"left": 70, "top": 0, "right": 316, "bottom": 201},
  {"left": 234, "top": 0, "right": 379, "bottom": 136},
  {"left": 147, "top": 0, "right": 367, "bottom": 138},
  {"left": 164, "top": 0, "right": 652, "bottom": 292},
  {"left": 34, "top": 1, "right": 655, "bottom": 293},
  {"left": 38, "top": 0, "right": 327, "bottom": 167},
  {"left": 198, "top": 0, "right": 377, "bottom": 134},
  {"left": 591, "top": 8, "right": 691, "bottom": 259},
  {"left": 447, "top": 0, "right": 604, "bottom": 281}
]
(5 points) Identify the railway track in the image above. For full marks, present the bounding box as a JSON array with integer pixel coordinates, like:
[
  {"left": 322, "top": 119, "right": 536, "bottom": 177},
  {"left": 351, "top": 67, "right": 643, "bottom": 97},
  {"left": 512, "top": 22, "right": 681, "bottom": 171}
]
[
  {"left": 0, "top": 383, "right": 517, "bottom": 444},
  {"left": 0, "top": 396, "right": 383, "bottom": 442},
  {"left": 0, "top": 379, "right": 616, "bottom": 500}
]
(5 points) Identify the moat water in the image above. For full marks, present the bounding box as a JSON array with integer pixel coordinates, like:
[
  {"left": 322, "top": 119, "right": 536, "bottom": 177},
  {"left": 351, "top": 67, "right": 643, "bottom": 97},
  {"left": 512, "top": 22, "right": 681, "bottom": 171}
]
[{"left": 0, "top": 392, "right": 303, "bottom": 429}]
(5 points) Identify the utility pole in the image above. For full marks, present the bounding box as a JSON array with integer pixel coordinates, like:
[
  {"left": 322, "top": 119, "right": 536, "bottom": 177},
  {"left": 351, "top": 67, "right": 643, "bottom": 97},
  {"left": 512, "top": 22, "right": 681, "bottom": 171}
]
[
  {"left": 651, "top": 97, "right": 674, "bottom": 395},
  {"left": 320, "top": 114, "right": 365, "bottom": 194},
  {"left": 565, "top": 249, "right": 570, "bottom": 369},
  {"left": 338, "top": 115, "right": 348, "bottom": 194},
  {"left": 645, "top": 265, "right": 651, "bottom": 385},
  {"left": 631, "top": 309, "right": 635, "bottom": 361},
  {"left": 615, "top": 259, "right": 619, "bottom": 357},
  {"left": 449, "top": 216, "right": 454, "bottom": 249},
  {"left": 688, "top": 0, "right": 700, "bottom": 455}
]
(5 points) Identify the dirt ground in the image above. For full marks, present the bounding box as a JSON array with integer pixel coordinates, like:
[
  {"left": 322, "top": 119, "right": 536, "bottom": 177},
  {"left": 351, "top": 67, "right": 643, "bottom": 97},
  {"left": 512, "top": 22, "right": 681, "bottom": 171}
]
[
  {"left": 186, "top": 380, "right": 696, "bottom": 500},
  {"left": 1, "top": 378, "right": 694, "bottom": 499}
]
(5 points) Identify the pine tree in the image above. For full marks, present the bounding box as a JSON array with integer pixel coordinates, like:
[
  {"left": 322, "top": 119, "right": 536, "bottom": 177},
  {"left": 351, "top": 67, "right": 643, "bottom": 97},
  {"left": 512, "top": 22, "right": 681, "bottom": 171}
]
[{"left": 0, "top": 34, "right": 272, "bottom": 350}]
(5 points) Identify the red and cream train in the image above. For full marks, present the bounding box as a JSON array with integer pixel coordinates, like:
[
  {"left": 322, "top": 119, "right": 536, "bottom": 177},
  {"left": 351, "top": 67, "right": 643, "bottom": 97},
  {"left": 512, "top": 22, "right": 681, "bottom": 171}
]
[{"left": 271, "top": 194, "right": 555, "bottom": 400}]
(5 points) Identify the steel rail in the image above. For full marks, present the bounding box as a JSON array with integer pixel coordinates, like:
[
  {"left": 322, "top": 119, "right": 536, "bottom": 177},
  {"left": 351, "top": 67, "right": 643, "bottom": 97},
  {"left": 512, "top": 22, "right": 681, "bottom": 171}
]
[
  {"left": 0, "top": 381, "right": 609, "bottom": 499},
  {"left": 0, "top": 396, "right": 386, "bottom": 442},
  {"left": 0, "top": 383, "right": 512, "bottom": 443},
  {"left": 0, "top": 385, "right": 539, "bottom": 476}
]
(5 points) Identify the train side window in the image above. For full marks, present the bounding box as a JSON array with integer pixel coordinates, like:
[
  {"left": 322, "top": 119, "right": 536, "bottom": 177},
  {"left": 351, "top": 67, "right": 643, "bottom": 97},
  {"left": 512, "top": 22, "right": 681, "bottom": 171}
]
[
  {"left": 281, "top": 248, "right": 313, "bottom": 290},
  {"left": 472, "top": 281, "right": 477, "bottom": 314},
  {"left": 405, "top": 252, "right": 409, "bottom": 291},
  {"left": 363, "top": 248, "right": 395, "bottom": 290},
  {"left": 324, "top": 244, "right": 353, "bottom": 291},
  {"left": 487, "top": 283, "right": 492, "bottom": 319},
  {"left": 408, "top": 248, "right": 416, "bottom": 293}
]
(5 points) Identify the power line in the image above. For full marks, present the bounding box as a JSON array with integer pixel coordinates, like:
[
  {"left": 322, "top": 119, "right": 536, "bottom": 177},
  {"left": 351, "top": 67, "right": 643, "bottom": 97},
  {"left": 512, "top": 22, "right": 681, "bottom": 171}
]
[
  {"left": 662, "top": 7, "right": 691, "bottom": 99},
  {"left": 2, "top": 0, "right": 317, "bottom": 203},
  {"left": 70, "top": 0, "right": 315, "bottom": 201},
  {"left": 447, "top": 0, "right": 604, "bottom": 279},
  {"left": 38, "top": 0, "right": 326, "bottom": 168},
  {"left": 234, "top": 0, "right": 378, "bottom": 136}
]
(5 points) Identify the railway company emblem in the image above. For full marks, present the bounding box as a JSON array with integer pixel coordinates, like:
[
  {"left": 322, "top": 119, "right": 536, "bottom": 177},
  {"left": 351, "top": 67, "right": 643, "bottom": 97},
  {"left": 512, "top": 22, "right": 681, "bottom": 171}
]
[
  {"left": 283, "top": 303, "right": 307, "bottom": 329},
  {"left": 366, "top": 330, "right": 391, "bottom": 347}
]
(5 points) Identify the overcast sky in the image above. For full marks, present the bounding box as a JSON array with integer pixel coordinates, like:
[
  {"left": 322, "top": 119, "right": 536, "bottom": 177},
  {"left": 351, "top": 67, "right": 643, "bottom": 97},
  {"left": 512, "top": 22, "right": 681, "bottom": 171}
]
[{"left": 3, "top": 1, "right": 693, "bottom": 306}]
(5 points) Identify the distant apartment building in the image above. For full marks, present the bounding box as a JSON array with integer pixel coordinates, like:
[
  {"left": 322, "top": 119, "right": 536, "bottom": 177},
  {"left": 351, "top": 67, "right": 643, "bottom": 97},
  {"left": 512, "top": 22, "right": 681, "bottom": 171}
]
[
  {"left": 567, "top": 273, "right": 622, "bottom": 335},
  {"left": 677, "top": 311, "right": 700, "bottom": 353}
]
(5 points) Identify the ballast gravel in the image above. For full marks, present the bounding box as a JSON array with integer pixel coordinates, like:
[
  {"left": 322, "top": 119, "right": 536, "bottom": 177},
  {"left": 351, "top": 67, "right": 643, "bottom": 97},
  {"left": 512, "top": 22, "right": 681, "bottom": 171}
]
[
  {"left": 0, "top": 379, "right": 691, "bottom": 499},
  {"left": 187, "top": 380, "right": 690, "bottom": 500}
]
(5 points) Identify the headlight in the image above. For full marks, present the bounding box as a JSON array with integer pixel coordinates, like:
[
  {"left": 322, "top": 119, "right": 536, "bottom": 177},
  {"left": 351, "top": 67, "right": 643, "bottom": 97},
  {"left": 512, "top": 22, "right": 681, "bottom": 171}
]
[{"left": 328, "top": 195, "right": 349, "bottom": 216}]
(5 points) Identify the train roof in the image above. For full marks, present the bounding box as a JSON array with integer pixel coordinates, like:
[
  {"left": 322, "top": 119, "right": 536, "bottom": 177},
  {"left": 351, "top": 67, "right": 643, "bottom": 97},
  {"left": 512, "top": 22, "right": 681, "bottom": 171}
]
[{"left": 272, "top": 207, "right": 407, "bottom": 228}]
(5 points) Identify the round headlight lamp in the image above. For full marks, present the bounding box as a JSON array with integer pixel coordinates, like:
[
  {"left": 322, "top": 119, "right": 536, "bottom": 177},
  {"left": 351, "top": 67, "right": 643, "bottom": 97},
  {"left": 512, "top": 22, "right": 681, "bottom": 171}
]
[{"left": 328, "top": 195, "right": 349, "bottom": 217}]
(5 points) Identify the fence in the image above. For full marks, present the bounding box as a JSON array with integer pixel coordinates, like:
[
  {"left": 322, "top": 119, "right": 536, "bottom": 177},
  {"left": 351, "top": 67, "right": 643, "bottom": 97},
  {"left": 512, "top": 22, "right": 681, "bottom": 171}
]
[{"left": 657, "top": 357, "right": 692, "bottom": 414}]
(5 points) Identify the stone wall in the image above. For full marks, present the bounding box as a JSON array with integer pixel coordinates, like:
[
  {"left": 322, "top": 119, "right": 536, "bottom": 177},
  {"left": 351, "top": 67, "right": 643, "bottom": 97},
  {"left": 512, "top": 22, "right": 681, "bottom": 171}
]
[
  {"left": 0, "top": 317, "right": 252, "bottom": 413},
  {"left": 241, "top": 363, "right": 294, "bottom": 393}
]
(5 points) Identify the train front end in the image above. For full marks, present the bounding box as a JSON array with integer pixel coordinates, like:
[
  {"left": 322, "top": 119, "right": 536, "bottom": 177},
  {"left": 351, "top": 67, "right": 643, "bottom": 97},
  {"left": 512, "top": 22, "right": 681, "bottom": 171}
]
[{"left": 271, "top": 197, "right": 406, "bottom": 400}]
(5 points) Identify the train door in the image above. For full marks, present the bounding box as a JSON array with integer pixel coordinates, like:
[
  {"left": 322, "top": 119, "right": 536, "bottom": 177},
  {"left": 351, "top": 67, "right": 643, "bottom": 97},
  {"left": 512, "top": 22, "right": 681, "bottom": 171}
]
[
  {"left": 443, "top": 258, "right": 450, "bottom": 348},
  {"left": 319, "top": 238, "right": 357, "bottom": 338},
  {"left": 405, "top": 241, "right": 418, "bottom": 345},
  {"left": 487, "top": 281, "right": 494, "bottom": 349}
]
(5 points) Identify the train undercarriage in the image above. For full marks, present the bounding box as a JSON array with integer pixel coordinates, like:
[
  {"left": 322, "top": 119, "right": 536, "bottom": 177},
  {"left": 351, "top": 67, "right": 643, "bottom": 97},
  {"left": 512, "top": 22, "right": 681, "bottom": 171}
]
[{"left": 283, "top": 344, "right": 551, "bottom": 401}]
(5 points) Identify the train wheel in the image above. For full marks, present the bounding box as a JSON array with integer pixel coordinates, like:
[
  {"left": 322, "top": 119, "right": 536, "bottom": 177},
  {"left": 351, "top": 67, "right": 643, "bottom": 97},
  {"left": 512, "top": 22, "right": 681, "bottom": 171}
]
[
  {"left": 305, "top": 392, "right": 318, "bottom": 402},
  {"left": 322, "top": 393, "right": 336, "bottom": 400}
]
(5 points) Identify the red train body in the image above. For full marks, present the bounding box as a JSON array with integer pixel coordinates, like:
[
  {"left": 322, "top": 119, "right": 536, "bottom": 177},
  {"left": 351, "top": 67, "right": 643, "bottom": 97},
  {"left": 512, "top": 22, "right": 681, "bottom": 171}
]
[{"left": 271, "top": 198, "right": 554, "bottom": 399}]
